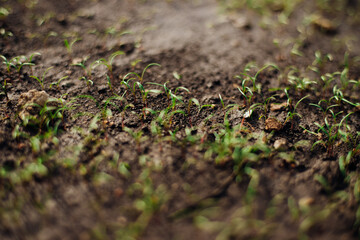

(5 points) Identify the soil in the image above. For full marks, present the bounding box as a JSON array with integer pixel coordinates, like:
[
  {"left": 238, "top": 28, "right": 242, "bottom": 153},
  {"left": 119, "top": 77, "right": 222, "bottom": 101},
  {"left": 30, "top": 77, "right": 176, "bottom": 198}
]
[{"left": 1, "top": 0, "right": 360, "bottom": 239}]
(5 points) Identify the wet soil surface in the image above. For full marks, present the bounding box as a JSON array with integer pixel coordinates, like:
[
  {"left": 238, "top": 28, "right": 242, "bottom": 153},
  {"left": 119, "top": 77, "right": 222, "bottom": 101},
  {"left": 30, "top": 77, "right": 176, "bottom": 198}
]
[{"left": 1, "top": 0, "right": 360, "bottom": 239}]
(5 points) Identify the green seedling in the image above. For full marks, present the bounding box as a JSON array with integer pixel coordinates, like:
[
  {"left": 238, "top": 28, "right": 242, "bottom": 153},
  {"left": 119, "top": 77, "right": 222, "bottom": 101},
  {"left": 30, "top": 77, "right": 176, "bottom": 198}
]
[
  {"left": 338, "top": 151, "right": 353, "bottom": 178},
  {"left": 50, "top": 76, "right": 69, "bottom": 90},
  {"left": 330, "top": 85, "right": 359, "bottom": 107},
  {"left": 350, "top": 78, "right": 360, "bottom": 90},
  {"left": 122, "top": 63, "right": 161, "bottom": 84},
  {"left": 309, "top": 99, "right": 338, "bottom": 118},
  {"left": 173, "top": 71, "right": 182, "bottom": 80},
  {"left": 0, "top": 7, "right": 10, "bottom": 19},
  {"left": 11, "top": 56, "right": 33, "bottom": 75},
  {"left": 237, "top": 86, "right": 253, "bottom": 108},
  {"left": 155, "top": 108, "right": 185, "bottom": 130},
  {"left": 131, "top": 59, "right": 142, "bottom": 69},
  {"left": 312, "top": 50, "right": 333, "bottom": 71},
  {"left": 1, "top": 53, "right": 40, "bottom": 76},
  {"left": 1, "top": 55, "right": 17, "bottom": 73},
  {"left": 71, "top": 57, "right": 95, "bottom": 79},
  {"left": 93, "top": 51, "right": 124, "bottom": 81},
  {"left": 284, "top": 89, "right": 309, "bottom": 130},
  {"left": 340, "top": 67, "right": 352, "bottom": 90},
  {"left": 260, "top": 95, "right": 278, "bottom": 118},
  {"left": 314, "top": 174, "right": 331, "bottom": 193},
  {"left": 106, "top": 74, "right": 114, "bottom": 94},
  {"left": 102, "top": 93, "right": 134, "bottom": 128},
  {"left": 123, "top": 127, "right": 148, "bottom": 153},
  {"left": 0, "top": 77, "right": 9, "bottom": 100},
  {"left": 287, "top": 67, "right": 317, "bottom": 92},
  {"left": 121, "top": 77, "right": 137, "bottom": 102},
  {"left": 136, "top": 82, "right": 162, "bottom": 108},
  {"left": 26, "top": 52, "right": 41, "bottom": 74},
  {"left": 64, "top": 38, "right": 81, "bottom": 60},
  {"left": 80, "top": 76, "right": 93, "bottom": 89},
  {"left": 169, "top": 86, "right": 190, "bottom": 110},
  {"left": 18, "top": 97, "right": 67, "bottom": 136},
  {"left": 309, "top": 112, "right": 353, "bottom": 157},
  {"left": 147, "top": 81, "right": 189, "bottom": 108},
  {"left": 318, "top": 71, "right": 340, "bottom": 96},
  {"left": 30, "top": 66, "right": 53, "bottom": 90},
  {"left": 236, "top": 63, "right": 279, "bottom": 94}
]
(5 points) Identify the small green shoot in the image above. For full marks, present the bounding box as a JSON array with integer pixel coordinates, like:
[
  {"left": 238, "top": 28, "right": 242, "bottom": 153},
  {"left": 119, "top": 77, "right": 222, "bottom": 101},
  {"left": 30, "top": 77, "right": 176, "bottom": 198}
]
[
  {"left": 284, "top": 90, "right": 309, "bottom": 130},
  {"left": 122, "top": 63, "right": 161, "bottom": 84},
  {"left": 30, "top": 66, "right": 54, "bottom": 90},
  {"left": 50, "top": 76, "right": 69, "bottom": 90},
  {"left": 64, "top": 38, "right": 81, "bottom": 60},
  {"left": 93, "top": 51, "right": 124, "bottom": 81}
]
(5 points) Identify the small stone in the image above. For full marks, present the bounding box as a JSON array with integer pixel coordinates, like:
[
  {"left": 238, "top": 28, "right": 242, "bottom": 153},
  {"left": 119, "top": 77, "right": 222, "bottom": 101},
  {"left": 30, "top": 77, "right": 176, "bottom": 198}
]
[
  {"left": 274, "top": 138, "right": 287, "bottom": 150},
  {"left": 228, "top": 15, "right": 251, "bottom": 29},
  {"left": 299, "top": 197, "right": 315, "bottom": 207},
  {"left": 71, "top": 57, "right": 83, "bottom": 65},
  {"left": 265, "top": 117, "right": 283, "bottom": 131},
  {"left": 114, "top": 188, "right": 124, "bottom": 197},
  {"left": 270, "top": 102, "right": 287, "bottom": 111},
  {"left": 312, "top": 16, "right": 337, "bottom": 33}
]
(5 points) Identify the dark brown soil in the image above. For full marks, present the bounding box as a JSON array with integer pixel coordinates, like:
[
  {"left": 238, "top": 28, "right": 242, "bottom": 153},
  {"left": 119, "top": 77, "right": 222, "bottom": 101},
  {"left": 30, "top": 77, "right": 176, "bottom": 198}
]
[{"left": 1, "top": 0, "right": 360, "bottom": 239}]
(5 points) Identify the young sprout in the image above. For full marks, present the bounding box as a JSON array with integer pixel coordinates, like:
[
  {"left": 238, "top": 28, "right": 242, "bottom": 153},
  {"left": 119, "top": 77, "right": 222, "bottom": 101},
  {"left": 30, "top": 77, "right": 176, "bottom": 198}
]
[
  {"left": 319, "top": 71, "right": 339, "bottom": 96},
  {"left": 340, "top": 67, "right": 351, "bottom": 90},
  {"left": 80, "top": 76, "right": 93, "bottom": 90},
  {"left": 1, "top": 55, "right": 16, "bottom": 74},
  {"left": 11, "top": 56, "right": 32, "bottom": 75},
  {"left": 331, "top": 85, "right": 359, "bottom": 107},
  {"left": 305, "top": 112, "right": 353, "bottom": 157},
  {"left": 71, "top": 57, "right": 94, "bottom": 78},
  {"left": 284, "top": 89, "right": 309, "bottom": 130},
  {"left": 309, "top": 99, "right": 338, "bottom": 118},
  {"left": 30, "top": 66, "right": 53, "bottom": 90},
  {"left": 0, "top": 78, "right": 8, "bottom": 100},
  {"left": 121, "top": 77, "right": 137, "bottom": 102},
  {"left": 236, "top": 63, "right": 279, "bottom": 93},
  {"left": 93, "top": 51, "right": 124, "bottom": 81},
  {"left": 131, "top": 59, "right": 142, "bottom": 69},
  {"left": 169, "top": 86, "right": 189, "bottom": 110},
  {"left": 148, "top": 81, "right": 170, "bottom": 100},
  {"left": 258, "top": 94, "right": 278, "bottom": 119},
  {"left": 173, "top": 71, "right": 182, "bottom": 80},
  {"left": 64, "top": 38, "right": 81, "bottom": 60},
  {"left": 123, "top": 127, "right": 148, "bottom": 153},
  {"left": 312, "top": 50, "right": 333, "bottom": 71},
  {"left": 122, "top": 63, "right": 161, "bottom": 84},
  {"left": 135, "top": 81, "right": 162, "bottom": 109},
  {"left": 237, "top": 86, "right": 253, "bottom": 108},
  {"left": 26, "top": 52, "right": 41, "bottom": 75},
  {"left": 106, "top": 75, "right": 114, "bottom": 94},
  {"left": 50, "top": 76, "right": 69, "bottom": 91},
  {"left": 287, "top": 67, "right": 317, "bottom": 92}
]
